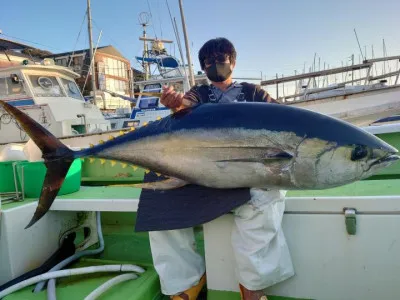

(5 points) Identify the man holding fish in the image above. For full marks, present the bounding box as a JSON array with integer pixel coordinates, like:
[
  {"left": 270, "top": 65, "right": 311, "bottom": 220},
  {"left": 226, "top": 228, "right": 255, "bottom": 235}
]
[{"left": 151, "top": 37, "right": 294, "bottom": 300}]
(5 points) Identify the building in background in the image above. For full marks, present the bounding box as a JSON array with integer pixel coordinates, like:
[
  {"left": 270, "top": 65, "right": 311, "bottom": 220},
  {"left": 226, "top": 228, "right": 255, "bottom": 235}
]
[{"left": 46, "top": 45, "right": 133, "bottom": 110}]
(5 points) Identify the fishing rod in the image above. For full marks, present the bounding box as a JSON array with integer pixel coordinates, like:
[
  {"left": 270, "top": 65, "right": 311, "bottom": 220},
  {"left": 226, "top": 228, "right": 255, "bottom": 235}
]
[
  {"left": 102, "top": 89, "right": 161, "bottom": 101},
  {"left": 101, "top": 89, "right": 193, "bottom": 106}
]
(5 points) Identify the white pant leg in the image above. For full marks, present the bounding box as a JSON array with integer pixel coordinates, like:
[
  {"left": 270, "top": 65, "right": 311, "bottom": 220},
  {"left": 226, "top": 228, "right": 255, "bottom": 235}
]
[
  {"left": 231, "top": 188, "right": 295, "bottom": 291},
  {"left": 149, "top": 228, "right": 206, "bottom": 295}
]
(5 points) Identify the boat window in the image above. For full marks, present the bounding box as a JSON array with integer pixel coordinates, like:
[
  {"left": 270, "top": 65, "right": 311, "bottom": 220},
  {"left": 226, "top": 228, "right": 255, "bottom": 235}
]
[
  {"left": 29, "top": 75, "right": 65, "bottom": 97},
  {"left": 0, "top": 77, "right": 27, "bottom": 99},
  {"left": 139, "top": 97, "right": 159, "bottom": 109},
  {"left": 60, "top": 78, "right": 84, "bottom": 100}
]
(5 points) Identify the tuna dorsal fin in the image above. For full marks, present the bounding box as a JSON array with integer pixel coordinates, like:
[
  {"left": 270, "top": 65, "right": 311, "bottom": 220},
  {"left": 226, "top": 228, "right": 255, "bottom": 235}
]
[
  {"left": 110, "top": 177, "right": 189, "bottom": 190},
  {"left": 171, "top": 102, "right": 201, "bottom": 119}
]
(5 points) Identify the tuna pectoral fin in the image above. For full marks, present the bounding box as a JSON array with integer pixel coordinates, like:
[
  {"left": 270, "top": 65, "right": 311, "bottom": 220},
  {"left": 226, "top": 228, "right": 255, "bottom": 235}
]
[
  {"left": 25, "top": 159, "right": 74, "bottom": 229},
  {"left": 136, "top": 185, "right": 250, "bottom": 231},
  {"left": 135, "top": 173, "right": 251, "bottom": 232},
  {"left": 216, "top": 150, "right": 293, "bottom": 163},
  {"left": 111, "top": 177, "right": 188, "bottom": 190}
]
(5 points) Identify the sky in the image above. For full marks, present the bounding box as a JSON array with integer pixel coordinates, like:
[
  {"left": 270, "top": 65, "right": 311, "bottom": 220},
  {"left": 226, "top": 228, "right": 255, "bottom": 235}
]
[{"left": 1, "top": 0, "right": 400, "bottom": 83}]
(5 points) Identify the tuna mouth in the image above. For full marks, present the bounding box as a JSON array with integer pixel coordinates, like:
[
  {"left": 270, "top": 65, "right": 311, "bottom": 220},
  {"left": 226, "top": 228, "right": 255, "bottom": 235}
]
[
  {"left": 371, "top": 154, "right": 400, "bottom": 167},
  {"left": 381, "top": 144, "right": 399, "bottom": 155}
]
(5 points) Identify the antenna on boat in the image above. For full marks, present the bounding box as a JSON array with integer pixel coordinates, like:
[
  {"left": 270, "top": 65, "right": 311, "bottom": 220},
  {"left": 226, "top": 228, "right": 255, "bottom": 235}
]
[
  {"left": 139, "top": 12, "right": 151, "bottom": 80},
  {"left": 353, "top": 28, "right": 365, "bottom": 62}
]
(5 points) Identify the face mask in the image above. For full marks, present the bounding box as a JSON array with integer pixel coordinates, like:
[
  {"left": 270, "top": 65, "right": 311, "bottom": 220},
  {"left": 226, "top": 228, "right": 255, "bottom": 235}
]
[{"left": 205, "top": 62, "right": 232, "bottom": 82}]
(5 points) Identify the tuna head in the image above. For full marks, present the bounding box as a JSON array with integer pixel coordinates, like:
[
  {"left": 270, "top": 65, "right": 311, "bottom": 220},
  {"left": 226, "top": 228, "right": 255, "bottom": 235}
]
[{"left": 290, "top": 131, "right": 399, "bottom": 189}]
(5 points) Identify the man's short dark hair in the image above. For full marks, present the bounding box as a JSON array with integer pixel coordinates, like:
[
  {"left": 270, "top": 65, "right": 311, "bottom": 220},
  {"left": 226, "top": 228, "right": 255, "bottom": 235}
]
[{"left": 198, "top": 37, "right": 237, "bottom": 70}]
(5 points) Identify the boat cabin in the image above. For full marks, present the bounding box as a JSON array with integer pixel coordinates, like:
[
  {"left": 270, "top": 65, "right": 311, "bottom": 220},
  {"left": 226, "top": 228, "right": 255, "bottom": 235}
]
[{"left": 0, "top": 60, "right": 110, "bottom": 143}]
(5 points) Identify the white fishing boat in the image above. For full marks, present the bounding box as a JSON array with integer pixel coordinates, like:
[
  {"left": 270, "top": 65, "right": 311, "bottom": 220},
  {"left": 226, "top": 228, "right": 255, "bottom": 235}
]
[
  {"left": 261, "top": 56, "right": 400, "bottom": 127},
  {"left": 0, "top": 60, "right": 111, "bottom": 144}
]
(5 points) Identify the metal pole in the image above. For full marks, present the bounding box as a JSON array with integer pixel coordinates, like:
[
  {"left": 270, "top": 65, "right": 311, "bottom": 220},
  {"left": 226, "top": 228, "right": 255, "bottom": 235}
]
[
  {"left": 351, "top": 54, "right": 354, "bottom": 85},
  {"left": 82, "top": 31, "right": 102, "bottom": 104},
  {"left": 173, "top": 17, "right": 189, "bottom": 91},
  {"left": 87, "top": 0, "right": 97, "bottom": 105},
  {"left": 178, "top": 0, "right": 195, "bottom": 87},
  {"left": 142, "top": 24, "right": 149, "bottom": 80},
  {"left": 354, "top": 28, "right": 365, "bottom": 61}
]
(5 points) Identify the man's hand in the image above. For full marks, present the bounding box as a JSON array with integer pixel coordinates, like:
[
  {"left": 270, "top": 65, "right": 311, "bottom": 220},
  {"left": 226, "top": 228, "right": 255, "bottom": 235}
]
[{"left": 160, "top": 86, "right": 184, "bottom": 109}]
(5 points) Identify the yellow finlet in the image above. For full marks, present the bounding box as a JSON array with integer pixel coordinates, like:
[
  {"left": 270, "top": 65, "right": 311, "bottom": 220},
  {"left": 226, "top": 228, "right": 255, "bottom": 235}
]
[
  {"left": 121, "top": 163, "right": 127, "bottom": 169},
  {"left": 89, "top": 143, "right": 94, "bottom": 148},
  {"left": 144, "top": 169, "right": 150, "bottom": 174},
  {"left": 108, "top": 135, "right": 115, "bottom": 141},
  {"left": 142, "top": 122, "right": 148, "bottom": 126},
  {"left": 89, "top": 158, "right": 95, "bottom": 163},
  {"left": 156, "top": 116, "right": 161, "bottom": 120},
  {"left": 100, "top": 159, "right": 106, "bottom": 165},
  {"left": 98, "top": 140, "right": 105, "bottom": 144},
  {"left": 130, "top": 127, "right": 135, "bottom": 131},
  {"left": 110, "top": 160, "right": 117, "bottom": 167},
  {"left": 131, "top": 165, "right": 138, "bottom": 171},
  {"left": 119, "top": 131, "right": 125, "bottom": 136}
]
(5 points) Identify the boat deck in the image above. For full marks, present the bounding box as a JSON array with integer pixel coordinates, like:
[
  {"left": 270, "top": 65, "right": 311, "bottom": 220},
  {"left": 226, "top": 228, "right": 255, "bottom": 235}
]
[{"left": 2, "top": 178, "right": 400, "bottom": 300}]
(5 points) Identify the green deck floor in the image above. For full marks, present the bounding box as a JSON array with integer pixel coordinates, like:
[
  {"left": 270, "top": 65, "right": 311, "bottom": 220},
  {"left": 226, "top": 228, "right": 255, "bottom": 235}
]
[
  {"left": 4, "top": 260, "right": 161, "bottom": 300},
  {"left": 3, "top": 212, "right": 163, "bottom": 300},
  {"left": 2, "top": 211, "right": 306, "bottom": 300}
]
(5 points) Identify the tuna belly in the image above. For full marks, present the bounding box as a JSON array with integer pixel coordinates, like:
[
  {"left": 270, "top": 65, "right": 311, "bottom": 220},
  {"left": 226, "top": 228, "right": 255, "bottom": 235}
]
[
  {"left": 186, "top": 160, "right": 292, "bottom": 189},
  {"left": 95, "top": 134, "right": 294, "bottom": 189}
]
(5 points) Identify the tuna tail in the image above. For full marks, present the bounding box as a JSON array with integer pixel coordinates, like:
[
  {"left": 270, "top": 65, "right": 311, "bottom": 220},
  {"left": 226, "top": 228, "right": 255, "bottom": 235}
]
[{"left": 0, "top": 101, "right": 78, "bottom": 229}]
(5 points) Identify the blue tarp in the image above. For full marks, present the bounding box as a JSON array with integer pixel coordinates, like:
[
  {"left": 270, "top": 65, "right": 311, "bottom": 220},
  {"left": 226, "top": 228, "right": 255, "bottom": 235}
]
[{"left": 135, "top": 55, "right": 179, "bottom": 68}]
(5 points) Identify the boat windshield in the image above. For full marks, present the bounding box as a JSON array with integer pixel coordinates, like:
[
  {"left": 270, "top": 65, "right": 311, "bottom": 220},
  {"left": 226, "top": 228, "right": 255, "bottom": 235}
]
[
  {"left": 60, "top": 78, "right": 84, "bottom": 100},
  {"left": 29, "top": 75, "right": 65, "bottom": 97},
  {"left": 0, "top": 76, "right": 27, "bottom": 99}
]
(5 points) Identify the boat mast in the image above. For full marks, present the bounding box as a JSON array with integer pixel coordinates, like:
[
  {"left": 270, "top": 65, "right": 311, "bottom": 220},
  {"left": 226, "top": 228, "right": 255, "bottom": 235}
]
[
  {"left": 138, "top": 12, "right": 174, "bottom": 81},
  {"left": 178, "top": 0, "right": 195, "bottom": 87},
  {"left": 87, "top": 0, "right": 97, "bottom": 105},
  {"left": 139, "top": 12, "right": 150, "bottom": 81}
]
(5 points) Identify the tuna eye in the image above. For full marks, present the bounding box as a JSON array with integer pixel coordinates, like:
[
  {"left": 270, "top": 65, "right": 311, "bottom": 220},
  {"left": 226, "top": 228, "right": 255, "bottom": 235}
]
[{"left": 351, "top": 145, "right": 368, "bottom": 161}]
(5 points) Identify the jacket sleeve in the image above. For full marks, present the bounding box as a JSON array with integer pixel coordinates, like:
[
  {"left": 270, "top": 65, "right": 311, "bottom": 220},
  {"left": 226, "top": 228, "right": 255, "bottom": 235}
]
[
  {"left": 183, "top": 86, "right": 201, "bottom": 104},
  {"left": 254, "top": 85, "right": 280, "bottom": 104}
]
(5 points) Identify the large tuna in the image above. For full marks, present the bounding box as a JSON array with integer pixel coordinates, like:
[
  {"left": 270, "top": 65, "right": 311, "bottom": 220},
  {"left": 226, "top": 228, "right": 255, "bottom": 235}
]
[{"left": 0, "top": 100, "right": 398, "bottom": 229}]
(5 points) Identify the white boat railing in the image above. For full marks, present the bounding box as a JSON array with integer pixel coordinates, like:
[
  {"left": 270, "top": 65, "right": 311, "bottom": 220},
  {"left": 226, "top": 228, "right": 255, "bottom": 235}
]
[{"left": 261, "top": 55, "right": 400, "bottom": 103}]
